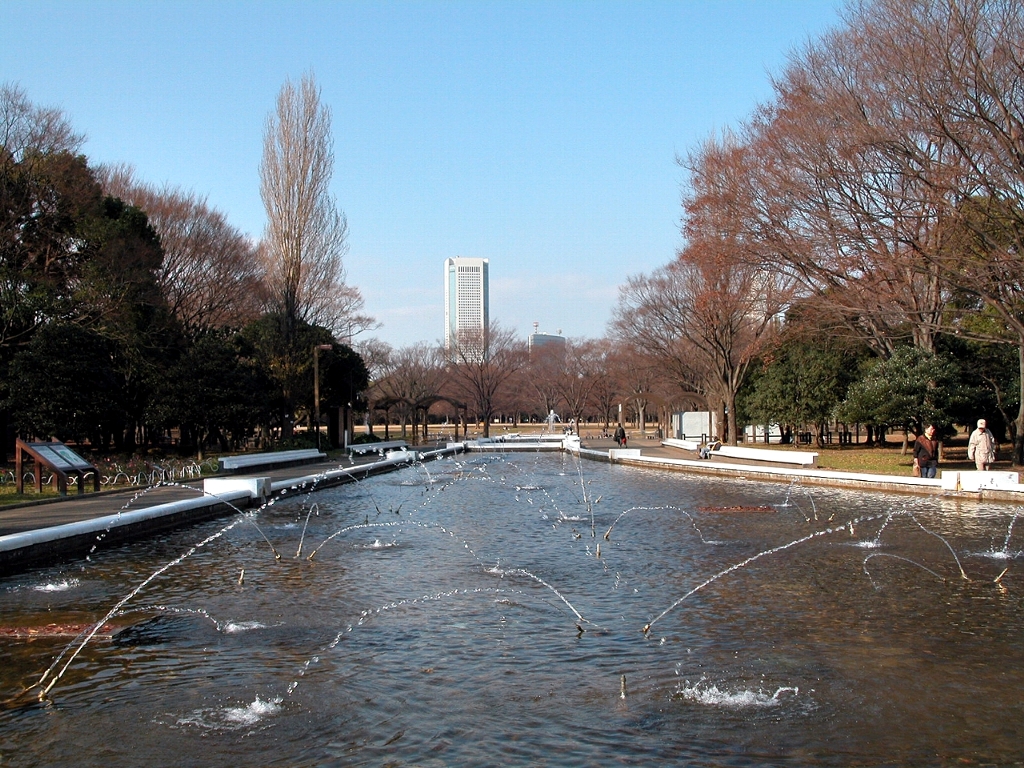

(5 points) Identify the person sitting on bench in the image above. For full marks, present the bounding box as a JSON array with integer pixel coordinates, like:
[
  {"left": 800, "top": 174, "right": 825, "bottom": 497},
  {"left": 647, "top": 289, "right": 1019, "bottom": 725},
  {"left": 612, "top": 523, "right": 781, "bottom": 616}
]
[{"left": 699, "top": 439, "right": 721, "bottom": 459}]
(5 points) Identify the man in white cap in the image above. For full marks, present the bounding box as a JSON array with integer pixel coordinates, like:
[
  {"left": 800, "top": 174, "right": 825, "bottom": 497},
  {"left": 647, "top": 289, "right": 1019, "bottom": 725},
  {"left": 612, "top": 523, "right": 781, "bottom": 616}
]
[{"left": 967, "top": 419, "right": 997, "bottom": 471}]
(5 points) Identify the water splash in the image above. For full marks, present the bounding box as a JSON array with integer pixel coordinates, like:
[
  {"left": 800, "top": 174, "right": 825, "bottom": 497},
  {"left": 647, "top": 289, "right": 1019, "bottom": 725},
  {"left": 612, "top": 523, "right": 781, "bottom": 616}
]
[
  {"left": 904, "top": 510, "right": 969, "bottom": 580},
  {"left": 222, "top": 621, "right": 272, "bottom": 634},
  {"left": 176, "top": 695, "right": 283, "bottom": 731},
  {"left": 497, "top": 567, "right": 587, "bottom": 624},
  {"left": 32, "top": 578, "right": 80, "bottom": 593},
  {"left": 34, "top": 501, "right": 273, "bottom": 699},
  {"left": 675, "top": 679, "right": 799, "bottom": 708}
]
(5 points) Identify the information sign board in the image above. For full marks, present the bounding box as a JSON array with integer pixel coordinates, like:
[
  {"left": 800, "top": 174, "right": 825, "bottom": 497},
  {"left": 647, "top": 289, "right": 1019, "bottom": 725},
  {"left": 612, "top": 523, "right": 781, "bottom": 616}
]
[
  {"left": 15, "top": 439, "right": 99, "bottom": 495},
  {"left": 43, "top": 444, "right": 93, "bottom": 471}
]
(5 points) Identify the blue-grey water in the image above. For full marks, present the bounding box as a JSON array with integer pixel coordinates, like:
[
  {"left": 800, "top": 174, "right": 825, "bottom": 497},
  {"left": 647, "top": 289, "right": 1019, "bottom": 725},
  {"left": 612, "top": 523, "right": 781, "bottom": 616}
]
[{"left": 1, "top": 452, "right": 1022, "bottom": 766}]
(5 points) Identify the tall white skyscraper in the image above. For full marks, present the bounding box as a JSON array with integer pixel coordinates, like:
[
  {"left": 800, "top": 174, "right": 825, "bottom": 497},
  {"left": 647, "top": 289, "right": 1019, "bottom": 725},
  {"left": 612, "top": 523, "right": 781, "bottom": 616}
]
[{"left": 444, "top": 257, "right": 489, "bottom": 361}]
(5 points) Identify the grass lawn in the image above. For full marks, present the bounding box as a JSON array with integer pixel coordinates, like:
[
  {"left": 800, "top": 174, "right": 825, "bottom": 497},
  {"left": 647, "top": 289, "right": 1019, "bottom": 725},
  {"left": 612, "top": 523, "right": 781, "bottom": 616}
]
[
  {"left": 0, "top": 485, "right": 63, "bottom": 506},
  {"left": 802, "top": 440, "right": 1012, "bottom": 476}
]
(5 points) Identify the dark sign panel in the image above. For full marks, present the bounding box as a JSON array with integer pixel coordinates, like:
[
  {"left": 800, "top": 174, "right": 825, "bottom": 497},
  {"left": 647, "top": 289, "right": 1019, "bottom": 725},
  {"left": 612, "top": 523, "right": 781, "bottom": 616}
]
[
  {"left": 26, "top": 443, "right": 94, "bottom": 471},
  {"left": 50, "top": 444, "right": 93, "bottom": 470},
  {"left": 30, "top": 445, "right": 74, "bottom": 470}
]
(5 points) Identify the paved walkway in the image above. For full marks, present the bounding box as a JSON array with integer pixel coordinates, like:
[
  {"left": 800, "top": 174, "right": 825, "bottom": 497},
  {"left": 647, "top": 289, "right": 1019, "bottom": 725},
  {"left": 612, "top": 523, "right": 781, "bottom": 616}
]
[{"left": 0, "top": 456, "right": 380, "bottom": 538}]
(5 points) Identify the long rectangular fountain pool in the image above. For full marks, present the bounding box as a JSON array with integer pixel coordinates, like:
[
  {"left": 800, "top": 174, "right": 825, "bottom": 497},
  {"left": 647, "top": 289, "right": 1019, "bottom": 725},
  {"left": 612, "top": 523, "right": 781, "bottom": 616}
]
[{"left": 1, "top": 452, "right": 1022, "bottom": 766}]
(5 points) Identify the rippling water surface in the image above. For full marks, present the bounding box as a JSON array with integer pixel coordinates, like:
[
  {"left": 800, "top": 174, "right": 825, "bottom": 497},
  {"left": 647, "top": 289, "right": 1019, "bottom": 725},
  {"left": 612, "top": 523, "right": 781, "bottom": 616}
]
[{"left": 1, "top": 453, "right": 1023, "bottom": 766}]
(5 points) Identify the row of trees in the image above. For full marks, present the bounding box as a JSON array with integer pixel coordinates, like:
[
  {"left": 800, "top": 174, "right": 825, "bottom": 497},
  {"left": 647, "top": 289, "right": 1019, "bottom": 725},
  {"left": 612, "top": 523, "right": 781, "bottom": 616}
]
[
  {"left": 613, "top": 0, "right": 1024, "bottom": 461},
  {"left": 361, "top": 328, "right": 682, "bottom": 442},
  {"left": 1, "top": 75, "right": 371, "bottom": 457},
  {"left": 7, "top": 0, "right": 1022, "bottom": 464}
]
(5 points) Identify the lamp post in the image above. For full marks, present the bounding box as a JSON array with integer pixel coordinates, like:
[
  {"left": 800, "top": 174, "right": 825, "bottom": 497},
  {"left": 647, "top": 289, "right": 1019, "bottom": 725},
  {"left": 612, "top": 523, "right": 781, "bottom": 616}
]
[{"left": 313, "top": 344, "right": 332, "bottom": 450}]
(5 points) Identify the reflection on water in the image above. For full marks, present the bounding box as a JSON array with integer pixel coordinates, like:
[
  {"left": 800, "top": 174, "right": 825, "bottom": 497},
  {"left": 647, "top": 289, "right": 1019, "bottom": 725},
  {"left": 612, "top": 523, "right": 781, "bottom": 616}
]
[{"left": 1, "top": 452, "right": 1023, "bottom": 766}]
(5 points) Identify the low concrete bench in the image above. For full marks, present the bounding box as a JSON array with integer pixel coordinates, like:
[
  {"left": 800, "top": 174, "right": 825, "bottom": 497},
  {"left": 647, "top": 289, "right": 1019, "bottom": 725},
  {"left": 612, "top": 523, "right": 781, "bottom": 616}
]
[
  {"left": 348, "top": 440, "right": 409, "bottom": 456},
  {"left": 662, "top": 438, "right": 701, "bottom": 452},
  {"left": 218, "top": 449, "right": 326, "bottom": 474},
  {"left": 712, "top": 445, "right": 818, "bottom": 467}
]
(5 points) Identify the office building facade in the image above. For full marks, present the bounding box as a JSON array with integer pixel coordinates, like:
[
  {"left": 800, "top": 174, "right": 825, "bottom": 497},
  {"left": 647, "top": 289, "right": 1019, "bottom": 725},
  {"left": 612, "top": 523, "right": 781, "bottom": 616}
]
[
  {"left": 528, "top": 326, "right": 565, "bottom": 358},
  {"left": 444, "top": 257, "right": 489, "bottom": 361}
]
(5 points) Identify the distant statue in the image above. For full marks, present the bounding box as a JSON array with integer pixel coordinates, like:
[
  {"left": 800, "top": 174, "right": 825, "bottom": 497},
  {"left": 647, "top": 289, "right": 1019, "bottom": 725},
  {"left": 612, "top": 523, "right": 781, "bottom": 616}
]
[{"left": 544, "top": 410, "right": 558, "bottom": 433}]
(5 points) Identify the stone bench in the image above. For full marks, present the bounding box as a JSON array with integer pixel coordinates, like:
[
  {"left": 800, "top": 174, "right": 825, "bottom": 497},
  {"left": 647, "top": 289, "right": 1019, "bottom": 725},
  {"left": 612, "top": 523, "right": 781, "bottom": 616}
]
[
  {"left": 662, "top": 438, "right": 701, "bottom": 452},
  {"left": 712, "top": 445, "right": 818, "bottom": 467},
  {"left": 348, "top": 440, "right": 409, "bottom": 456},
  {"left": 218, "top": 449, "right": 326, "bottom": 474}
]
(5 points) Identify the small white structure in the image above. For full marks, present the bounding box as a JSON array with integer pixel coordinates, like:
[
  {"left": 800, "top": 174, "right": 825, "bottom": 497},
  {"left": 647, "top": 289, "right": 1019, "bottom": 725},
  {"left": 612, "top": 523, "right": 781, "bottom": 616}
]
[
  {"left": 609, "top": 448, "right": 642, "bottom": 460},
  {"left": 204, "top": 476, "right": 271, "bottom": 503},
  {"left": 941, "top": 471, "right": 1021, "bottom": 492},
  {"left": 744, "top": 424, "right": 783, "bottom": 443},
  {"left": 670, "top": 411, "right": 717, "bottom": 440}
]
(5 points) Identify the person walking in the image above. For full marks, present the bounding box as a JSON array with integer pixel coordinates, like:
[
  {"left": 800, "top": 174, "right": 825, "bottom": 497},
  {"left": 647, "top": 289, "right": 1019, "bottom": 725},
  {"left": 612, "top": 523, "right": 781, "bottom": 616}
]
[
  {"left": 614, "top": 425, "right": 626, "bottom": 447},
  {"left": 967, "top": 419, "right": 997, "bottom": 471},
  {"left": 912, "top": 425, "right": 939, "bottom": 478}
]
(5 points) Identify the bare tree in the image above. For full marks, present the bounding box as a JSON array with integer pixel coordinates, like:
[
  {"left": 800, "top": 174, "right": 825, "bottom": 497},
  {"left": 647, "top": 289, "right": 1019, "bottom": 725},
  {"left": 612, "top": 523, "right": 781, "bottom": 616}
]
[
  {"left": 444, "top": 323, "right": 526, "bottom": 438},
  {"left": 259, "top": 72, "right": 370, "bottom": 336},
  {"left": 614, "top": 241, "right": 787, "bottom": 444},
  {"left": 98, "top": 165, "right": 263, "bottom": 333},
  {"left": 589, "top": 340, "right": 624, "bottom": 431},
  {"left": 360, "top": 339, "right": 395, "bottom": 437},
  {"left": 700, "top": 91, "right": 948, "bottom": 357},
  {"left": 0, "top": 82, "right": 83, "bottom": 165},
  {"left": 851, "top": 0, "right": 1024, "bottom": 461},
  {"left": 526, "top": 340, "right": 565, "bottom": 424},
  {"left": 612, "top": 345, "right": 662, "bottom": 434},
  {"left": 551, "top": 338, "right": 605, "bottom": 435},
  {"left": 370, "top": 343, "right": 447, "bottom": 441}
]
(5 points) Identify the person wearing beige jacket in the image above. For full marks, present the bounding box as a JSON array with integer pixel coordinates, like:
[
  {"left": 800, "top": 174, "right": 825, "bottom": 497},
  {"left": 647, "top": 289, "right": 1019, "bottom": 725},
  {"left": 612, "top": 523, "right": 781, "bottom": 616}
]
[{"left": 967, "top": 419, "right": 997, "bottom": 471}]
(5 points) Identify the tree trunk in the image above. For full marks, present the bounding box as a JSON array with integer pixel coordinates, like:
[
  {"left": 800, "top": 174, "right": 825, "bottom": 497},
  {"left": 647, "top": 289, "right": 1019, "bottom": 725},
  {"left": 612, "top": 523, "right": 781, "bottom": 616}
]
[
  {"left": 725, "top": 396, "right": 737, "bottom": 445},
  {"left": 1015, "top": 343, "right": 1024, "bottom": 466}
]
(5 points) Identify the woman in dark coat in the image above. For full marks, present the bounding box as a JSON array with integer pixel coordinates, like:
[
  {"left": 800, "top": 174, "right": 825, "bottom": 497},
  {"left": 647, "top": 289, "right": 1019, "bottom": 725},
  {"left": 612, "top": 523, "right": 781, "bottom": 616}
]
[{"left": 913, "top": 425, "right": 939, "bottom": 478}]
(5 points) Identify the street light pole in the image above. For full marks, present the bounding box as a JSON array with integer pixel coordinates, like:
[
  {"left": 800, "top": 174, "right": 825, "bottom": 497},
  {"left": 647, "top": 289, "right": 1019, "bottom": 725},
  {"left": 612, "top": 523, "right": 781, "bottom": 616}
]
[{"left": 313, "top": 344, "right": 332, "bottom": 450}]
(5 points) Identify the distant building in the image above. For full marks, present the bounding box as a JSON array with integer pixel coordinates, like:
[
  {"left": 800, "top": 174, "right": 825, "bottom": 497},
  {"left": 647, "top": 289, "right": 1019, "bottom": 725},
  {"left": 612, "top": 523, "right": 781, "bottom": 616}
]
[
  {"left": 444, "top": 257, "right": 489, "bottom": 361},
  {"left": 528, "top": 323, "right": 565, "bottom": 358}
]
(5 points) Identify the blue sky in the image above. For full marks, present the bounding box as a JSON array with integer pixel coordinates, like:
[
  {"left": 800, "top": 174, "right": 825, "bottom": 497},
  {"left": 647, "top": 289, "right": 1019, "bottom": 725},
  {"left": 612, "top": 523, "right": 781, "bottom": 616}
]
[{"left": 2, "top": 0, "right": 842, "bottom": 347}]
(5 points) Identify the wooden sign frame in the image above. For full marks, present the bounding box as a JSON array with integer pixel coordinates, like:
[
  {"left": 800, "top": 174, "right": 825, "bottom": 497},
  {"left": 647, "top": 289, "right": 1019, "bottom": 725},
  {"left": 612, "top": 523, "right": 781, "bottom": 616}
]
[{"left": 15, "top": 439, "right": 100, "bottom": 495}]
